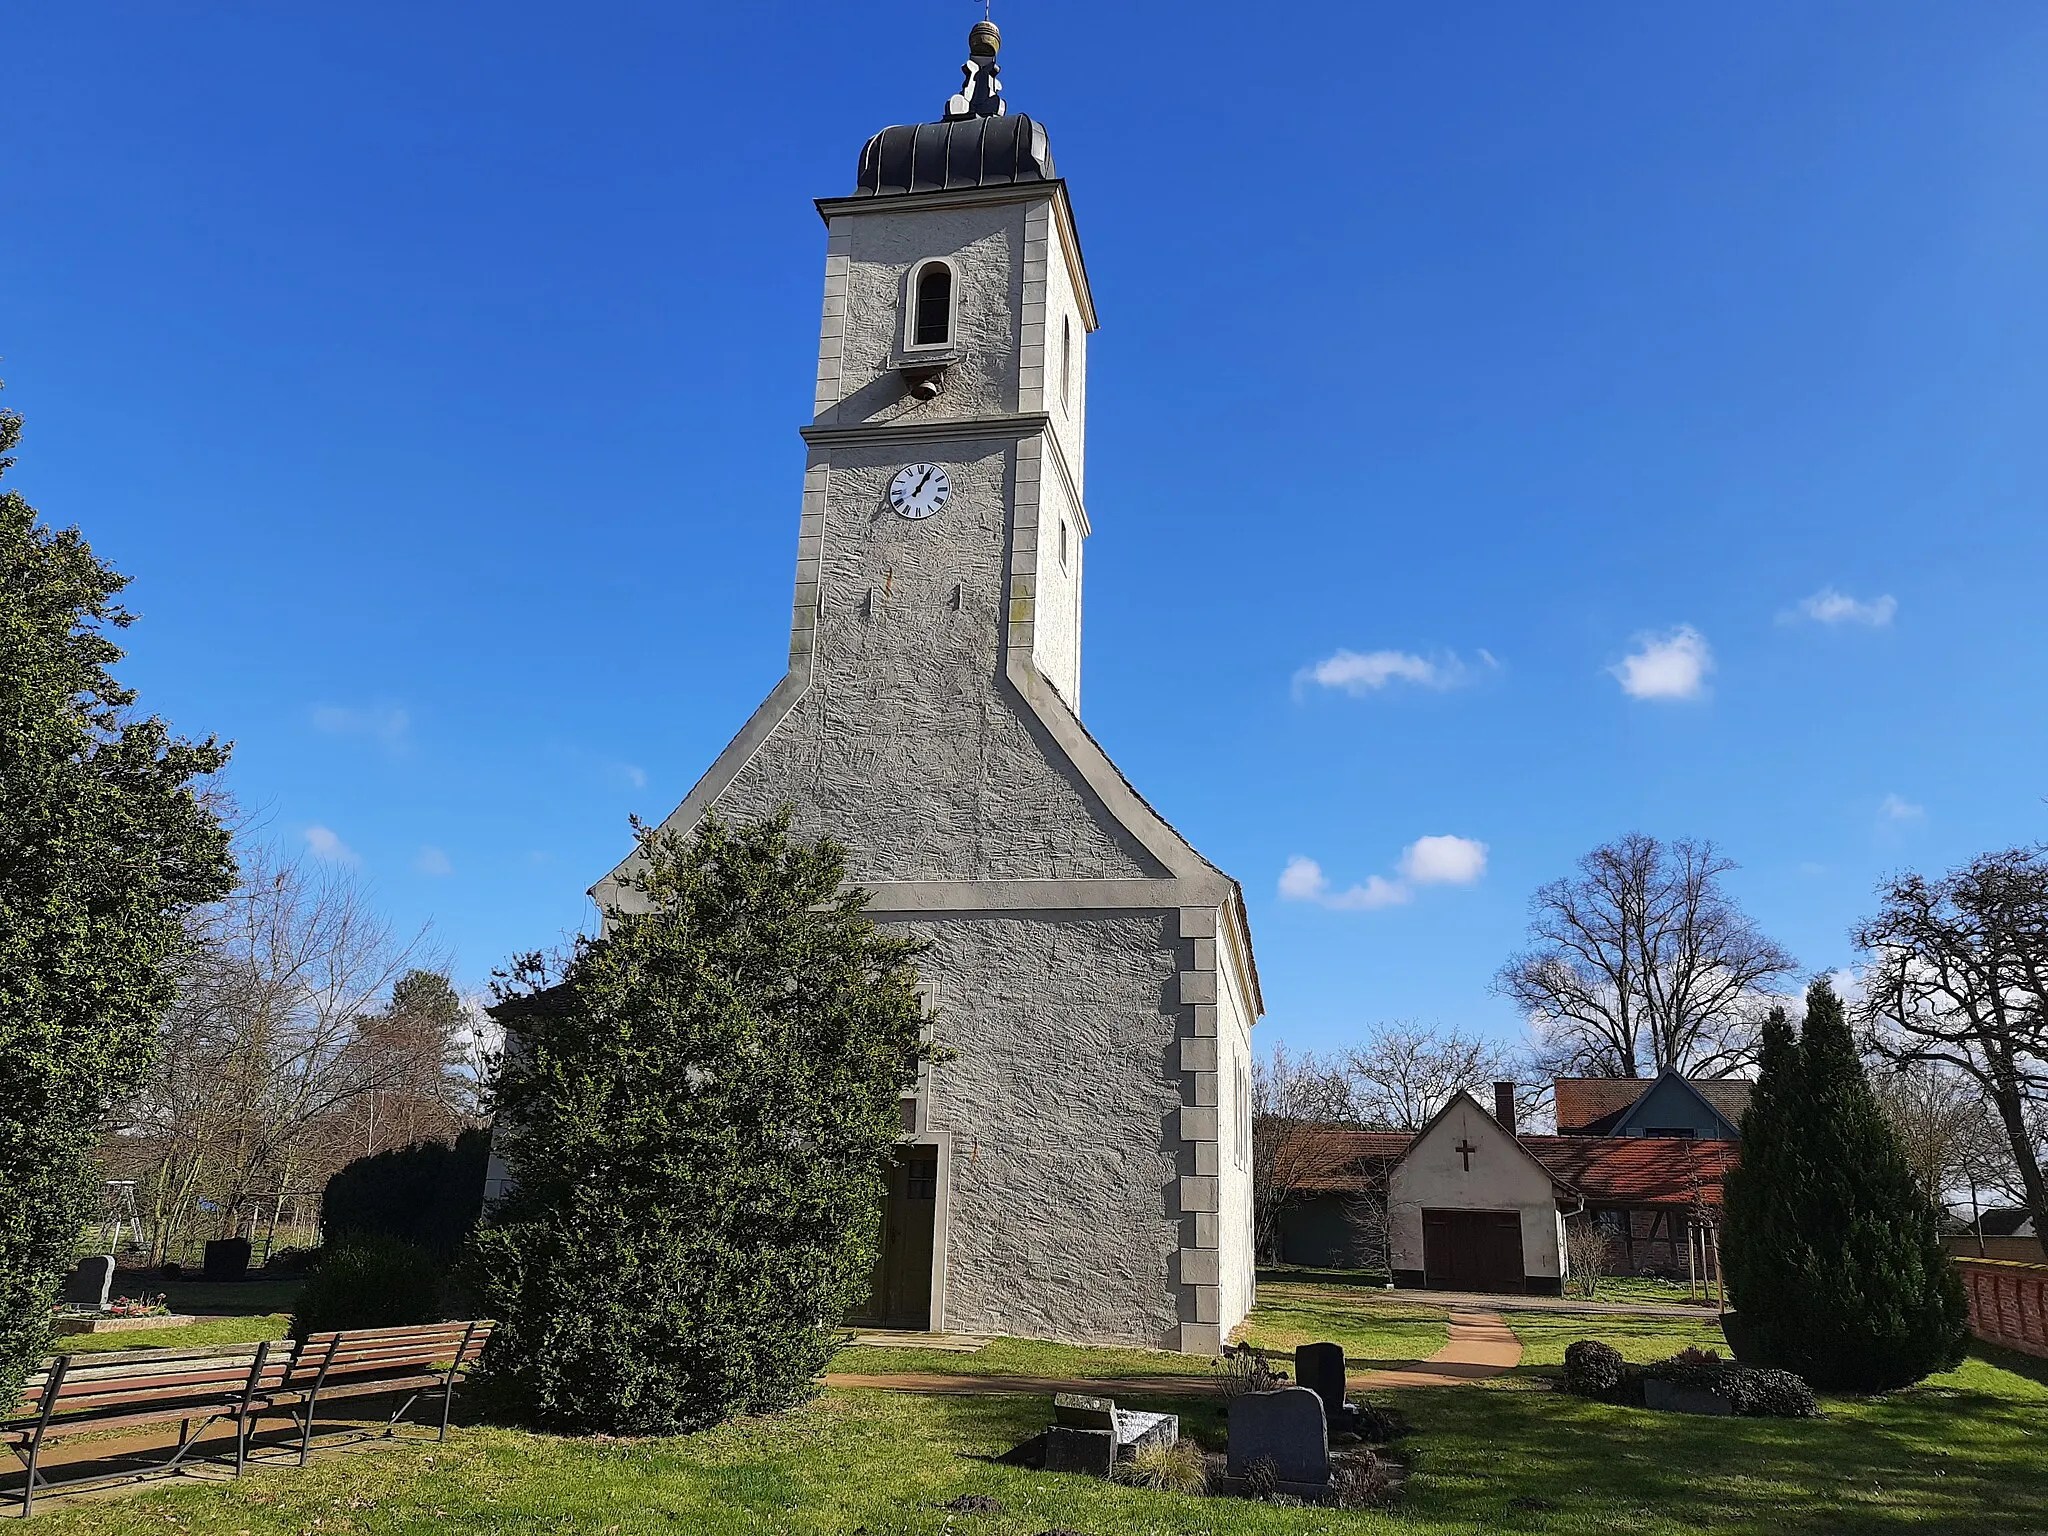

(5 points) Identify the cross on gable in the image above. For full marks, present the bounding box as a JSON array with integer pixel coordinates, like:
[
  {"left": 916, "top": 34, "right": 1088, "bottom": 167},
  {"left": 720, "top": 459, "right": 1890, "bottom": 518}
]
[{"left": 1456, "top": 1139, "right": 1477, "bottom": 1172}]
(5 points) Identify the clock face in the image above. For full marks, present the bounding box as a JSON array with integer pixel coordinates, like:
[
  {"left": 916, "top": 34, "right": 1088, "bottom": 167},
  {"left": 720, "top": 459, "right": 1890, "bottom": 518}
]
[{"left": 888, "top": 462, "right": 951, "bottom": 521}]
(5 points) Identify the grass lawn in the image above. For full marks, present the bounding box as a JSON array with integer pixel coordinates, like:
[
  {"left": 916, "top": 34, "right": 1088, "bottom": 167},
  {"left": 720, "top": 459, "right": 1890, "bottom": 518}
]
[
  {"left": 59, "top": 1313, "right": 291, "bottom": 1354},
  {"left": 835, "top": 1285, "right": 1450, "bottom": 1379},
  {"left": 23, "top": 1283, "right": 2045, "bottom": 1534}
]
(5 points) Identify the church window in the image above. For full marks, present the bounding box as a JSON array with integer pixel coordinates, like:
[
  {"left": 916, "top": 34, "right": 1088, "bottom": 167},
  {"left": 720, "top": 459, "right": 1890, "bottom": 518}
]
[
  {"left": 1058, "top": 518, "right": 1070, "bottom": 571},
  {"left": 910, "top": 260, "right": 953, "bottom": 348},
  {"left": 1060, "top": 315, "right": 1072, "bottom": 409}
]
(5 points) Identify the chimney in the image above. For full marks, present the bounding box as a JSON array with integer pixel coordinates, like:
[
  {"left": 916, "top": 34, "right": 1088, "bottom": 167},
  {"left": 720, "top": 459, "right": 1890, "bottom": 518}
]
[{"left": 1494, "top": 1081, "right": 1518, "bottom": 1136}]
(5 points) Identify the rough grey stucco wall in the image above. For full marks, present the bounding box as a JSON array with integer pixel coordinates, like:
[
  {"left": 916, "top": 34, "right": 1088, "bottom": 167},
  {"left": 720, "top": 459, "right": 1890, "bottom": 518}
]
[
  {"left": 713, "top": 437, "right": 1160, "bottom": 883},
  {"left": 827, "top": 204, "right": 1023, "bottom": 428},
  {"left": 905, "top": 911, "right": 1186, "bottom": 1347}
]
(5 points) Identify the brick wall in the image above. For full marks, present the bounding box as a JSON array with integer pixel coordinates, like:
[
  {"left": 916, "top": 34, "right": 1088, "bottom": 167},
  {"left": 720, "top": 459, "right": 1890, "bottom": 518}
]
[{"left": 1956, "top": 1259, "right": 2048, "bottom": 1360}]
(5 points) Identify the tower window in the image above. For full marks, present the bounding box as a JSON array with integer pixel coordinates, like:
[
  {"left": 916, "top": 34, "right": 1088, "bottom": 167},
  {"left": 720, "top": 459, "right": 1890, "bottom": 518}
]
[
  {"left": 1060, "top": 315, "right": 1072, "bottom": 409},
  {"left": 912, "top": 262, "right": 953, "bottom": 348},
  {"left": 1058, "top": 518, "right": 1070, "bottom": 571}
]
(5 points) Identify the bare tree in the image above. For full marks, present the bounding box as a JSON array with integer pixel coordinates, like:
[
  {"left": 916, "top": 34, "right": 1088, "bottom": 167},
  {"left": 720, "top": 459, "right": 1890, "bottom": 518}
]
[
  {"left": 1341, "top": 1021, "right": 1543, "bottom": 1132},
  {"left": 1855, "top": 848, "right": 2048, "bottom": 1260},
  {"left": 1866, "top": 1057, "right": 2013, "bottom": 1207},
  {"left": 1250, "top": 1044, "right": 1355, "bottom": 1262},
  {"left": 111, "top": 847, "right": 445, "bottom": 1258},
  {"left": 1494, "top": 834, "right": 1797, "bottom": 1078},
  {"left": 1562, "top": 1217, "right": 1614, "bottom": 1300}
]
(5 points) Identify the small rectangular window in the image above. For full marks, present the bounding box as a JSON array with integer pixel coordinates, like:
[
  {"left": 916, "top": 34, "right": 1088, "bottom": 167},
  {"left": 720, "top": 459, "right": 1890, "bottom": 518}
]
[{"left": 1058, "top": 519, "right": 1070, "bottom": 571}]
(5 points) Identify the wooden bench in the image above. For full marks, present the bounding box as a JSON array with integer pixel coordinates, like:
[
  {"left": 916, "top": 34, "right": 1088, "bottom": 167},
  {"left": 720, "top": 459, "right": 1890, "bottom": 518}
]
[
  {"left": 4, "top": 1320, "right": 495, "bottom": 1514},
  {"left": 5, "top": 1339, "right": 298, "bottom": 1515},
  {"left": 251, "top": 1320, "right": 496, "bottom": 1467}
]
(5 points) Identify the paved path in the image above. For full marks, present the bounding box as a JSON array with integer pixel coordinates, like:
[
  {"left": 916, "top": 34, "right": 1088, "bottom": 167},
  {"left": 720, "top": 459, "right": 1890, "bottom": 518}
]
[
  {"left": 1351, "top": 1308, "right": 1522, "bottom": 1389},
  {"left": 826, "top": 1308, "right": 1526, "bottom": 1397}
]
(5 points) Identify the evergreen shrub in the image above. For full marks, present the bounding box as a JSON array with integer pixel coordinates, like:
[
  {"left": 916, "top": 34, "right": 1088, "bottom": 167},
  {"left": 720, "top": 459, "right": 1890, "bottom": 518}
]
[
  {"left": 0, "top": 390, "right": 235, "bottom": 1403},
  {"left": 322, "top": 1127, "right": 491, "bottom": 1258},
  {"left": 1721, "top": 979, "right": 1969, "bottom": 1392},
  {"left": 291, "top": 1235, "right": 445, "bottom": 1340},
  {"left": 469, "top": 812, "right": 934, "bottom": 1435},
  {"left": 1562, "top": 1339, "right": 1628, "bottom": 1400}
]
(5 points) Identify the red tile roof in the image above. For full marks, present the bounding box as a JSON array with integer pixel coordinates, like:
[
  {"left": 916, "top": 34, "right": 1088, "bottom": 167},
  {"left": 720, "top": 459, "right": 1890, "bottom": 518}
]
[
  {"left": 1525, "top": 1135, "right": 1736, "bottom": 1208},
  {"left": 1553, "top": 1076, "right": 1753, "bottom": 1134},
  {"left": 1281, "top": 1125, "right": 1737, "bottom": 1208},
  {"left": 1553, "top": 1078, "right": 1654, "bottom": 1133}
]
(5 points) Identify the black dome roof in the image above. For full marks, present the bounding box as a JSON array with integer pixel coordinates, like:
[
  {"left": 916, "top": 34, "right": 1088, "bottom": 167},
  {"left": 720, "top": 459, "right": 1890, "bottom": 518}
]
[{"left": 854, "top": 114, "right": 1054, "bottom": 198}]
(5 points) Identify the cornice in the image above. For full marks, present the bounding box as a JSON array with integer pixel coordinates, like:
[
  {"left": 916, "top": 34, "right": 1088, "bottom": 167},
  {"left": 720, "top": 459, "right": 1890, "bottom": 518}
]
[{"left": 800, "top": 411, "right": 1053, "bottom": 450}]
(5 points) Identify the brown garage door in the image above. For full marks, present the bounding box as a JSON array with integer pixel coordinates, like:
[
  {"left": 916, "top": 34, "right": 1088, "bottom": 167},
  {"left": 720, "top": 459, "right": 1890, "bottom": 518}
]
[{"left": 1421, "top": 1209, "right": 1525, "bottom": 1293}]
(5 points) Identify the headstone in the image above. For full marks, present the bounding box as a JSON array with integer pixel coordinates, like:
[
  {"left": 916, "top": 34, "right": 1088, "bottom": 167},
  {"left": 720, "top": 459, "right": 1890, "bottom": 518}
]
[
  {"left": 1042, "top": 1394, "right": 1181, "bottom": 1479},
  {"left": 1228, "top": 1386, "right": 1329, "bottom": 1497},
  {"left": 1644, "top": 1378, "right": 1734, "bottom": 1417},
  {"left": 61, "top": 1256, "right": 115, "bottom": 1310},
  {"left": 1295, "top": 1342, "right": 1348, "bottom": 1420},
  {"left": 1053, "top": 1392, "right": 1116, "bottom": 1431},
  {"left": 203, "top": 1237, "right": 252, "bottom": 1281},
  {"left": 1044, "top": 1426, "right": 1116, "bottom": 1477}
]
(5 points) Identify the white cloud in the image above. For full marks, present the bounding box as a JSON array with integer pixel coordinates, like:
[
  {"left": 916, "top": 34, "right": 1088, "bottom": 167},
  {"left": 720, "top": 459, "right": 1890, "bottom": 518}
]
[
  {"left": 1609, "top": 626, "right": 1713, "bottom": 702},
  {"left": 1281, "top": 857, "right": 1413, "bottom": 910},
  {"left": 1324, "top": 875, "right": 1413, "bottom": 910},
  {"left": 1399, "top": 835, "right": 1489, "bottom": 886},
  {"left": 621, "top": 764, "right": 648, "bottom": 790},
  {"left": 1295, "top": 648, "right": 1491, "bottom": 698},
  {"left": 1278, "top": 855, "right": 1328, "bottom": 902},
  {"left": 1279, "top": 839, "right": 1486, "bottom": 912},
  {"left": 1782, "top": 587, "right": 1897, "bottom": 627},
  {"left": 312, "top": 702, "right": 411, "bottom": 749},
  {"left": 304, "top": 825, "right": 360, "bottom": 866},
  {"left": 1880, "top": 793, "right": 1925, "bottom": 822},
  {"left": 415, "top": 845, "right": 454, "bottom": 876}
]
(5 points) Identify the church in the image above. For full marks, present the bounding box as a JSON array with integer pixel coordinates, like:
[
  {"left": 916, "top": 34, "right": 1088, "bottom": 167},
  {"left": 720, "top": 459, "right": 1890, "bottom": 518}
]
[{"left": 595, "top": 22, "right": 1264, "bottom": 1355}]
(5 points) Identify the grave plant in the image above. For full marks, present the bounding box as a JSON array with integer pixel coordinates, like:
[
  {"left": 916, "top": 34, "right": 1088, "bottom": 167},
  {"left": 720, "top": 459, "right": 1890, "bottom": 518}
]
[
  {"left": 0, "top": 388, "right": 234, "bottom": 1400},
  {"left": 1721, "top": 977, "right": 1968, "bottom": 1391},
  {"left": 471, "top": 811, "right": 935, "bottom": 1434}
]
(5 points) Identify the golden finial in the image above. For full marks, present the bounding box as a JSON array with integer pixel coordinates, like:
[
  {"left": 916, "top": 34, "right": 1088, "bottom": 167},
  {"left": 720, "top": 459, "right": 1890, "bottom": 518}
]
[{"left": 969, "top": 20, "right": 1001, "bottom": 59}]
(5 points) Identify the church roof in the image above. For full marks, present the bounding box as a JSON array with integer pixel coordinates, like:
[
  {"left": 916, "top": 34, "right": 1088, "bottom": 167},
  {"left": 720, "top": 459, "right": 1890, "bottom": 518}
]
[{"left": 854, "top": 113, "right": 1055, "bottom": 198}]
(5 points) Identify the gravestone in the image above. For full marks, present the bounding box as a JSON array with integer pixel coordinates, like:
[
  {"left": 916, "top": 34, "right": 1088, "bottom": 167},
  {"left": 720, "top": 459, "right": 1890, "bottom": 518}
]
[
  {"left": 1045, "top": 1393, "right": 1117, "bottom": 1475},
  {"left": 1043, "top": 1393, "right": 1181, "bottom": 1478},
  {"left": 1227, "top": 1386, "right": 1328, "bottom": 1498},
  {"left": 1295, "top": 1342, "right": 1348, "bottom": 1420},
  {"left": 202, "top": 1237, "right": 251, "bottom": 1281},
  {"left": 61, "top": 1255, "right": 115, "bottom": 1310}
]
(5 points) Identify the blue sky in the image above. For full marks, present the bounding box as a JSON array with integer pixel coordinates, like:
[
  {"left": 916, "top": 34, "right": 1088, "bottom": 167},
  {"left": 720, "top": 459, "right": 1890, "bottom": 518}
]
[{"left": 7, "top": 3, "right": 2048, "bottom": 1053}]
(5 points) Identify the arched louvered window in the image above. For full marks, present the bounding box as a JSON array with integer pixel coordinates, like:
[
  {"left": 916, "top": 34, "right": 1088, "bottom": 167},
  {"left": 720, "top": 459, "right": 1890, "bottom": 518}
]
[{"left": 911, "top": 262, "right": 953, "bottom": 348}]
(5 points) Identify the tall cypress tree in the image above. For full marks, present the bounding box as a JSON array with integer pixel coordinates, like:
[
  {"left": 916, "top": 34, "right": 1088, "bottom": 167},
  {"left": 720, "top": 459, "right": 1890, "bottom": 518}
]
[
  {"left": 1723, "top": 978, "right": 1968, "bottom": 1391},
  {"left": 0, "top": 390, "right": 235, "bottom": 1398}
]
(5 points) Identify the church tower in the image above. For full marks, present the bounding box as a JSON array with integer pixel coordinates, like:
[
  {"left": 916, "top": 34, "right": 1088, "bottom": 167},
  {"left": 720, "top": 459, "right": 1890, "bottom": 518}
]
[{"left": 599, "top": 22, "right": 1263, "bottom": 1352}]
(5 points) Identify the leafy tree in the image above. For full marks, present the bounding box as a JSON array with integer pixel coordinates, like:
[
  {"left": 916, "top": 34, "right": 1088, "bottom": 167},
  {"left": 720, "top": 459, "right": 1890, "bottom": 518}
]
[
  {"left": 469, "top": 812, "right": 933, "bottom": 1434},
  {"left": 1722, "top": 979, "right": 1968, "bottom": 1391},
  {"left": 0, "top": 390, "right": 234, "bottom": 1397}
]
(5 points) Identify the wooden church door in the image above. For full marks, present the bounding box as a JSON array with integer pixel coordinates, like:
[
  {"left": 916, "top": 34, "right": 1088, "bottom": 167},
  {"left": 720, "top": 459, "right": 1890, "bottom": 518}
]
[
  {"left": 1421, "top": 1209, "right": 1524, "bottom": 1293},
  {"left": 858, "top": 1145, "right": 937, "bottom": 1329}
]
